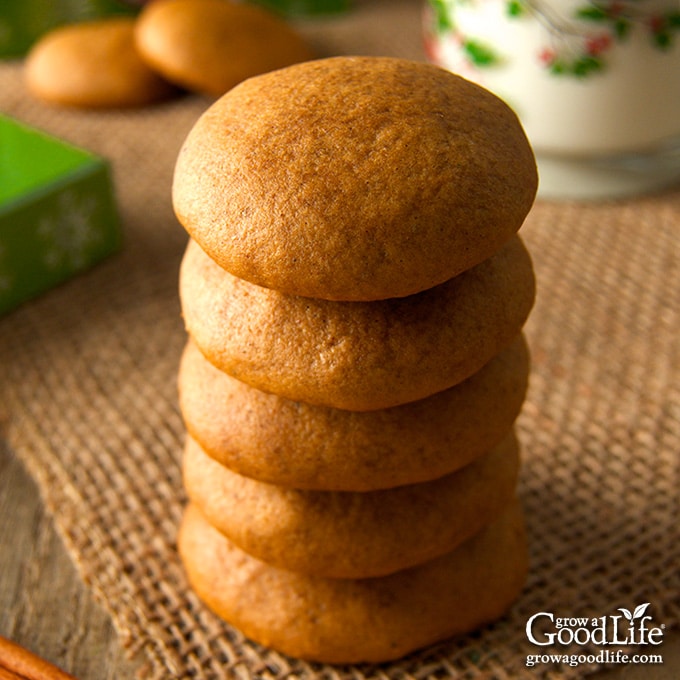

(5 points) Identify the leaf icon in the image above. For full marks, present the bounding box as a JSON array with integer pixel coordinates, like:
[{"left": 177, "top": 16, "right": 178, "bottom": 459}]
[
  {"left": 618, "top": 608, "right": 633, "bottom": 620},
  {"left": 633, "top": 603, "right": 650, "bottom": 619}
]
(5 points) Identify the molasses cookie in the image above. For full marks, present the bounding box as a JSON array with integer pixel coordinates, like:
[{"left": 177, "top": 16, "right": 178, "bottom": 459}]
[
  {"left": 183, "top": 432, "right": 520, "bottom": 578},
  {"left": 178, "top": 334, "right": 529, "bottom": 490},
  {"left": 25, "top": 18, "right": 177, "bottom": 108},
  {"left": 178, "top": 499, "right": 528, "bottom": 664},
  {"left": 135, "top": 0, "right": 314, "bottom": 97},
  {"left": 179, "top": 235, "right": 535, "bottom": 411},
  {"left": 173, "top": 56, "right": 537, "bottom": 301}
]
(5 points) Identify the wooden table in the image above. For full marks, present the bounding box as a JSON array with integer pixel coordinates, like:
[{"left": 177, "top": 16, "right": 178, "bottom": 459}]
[{"left": 0, "top": 440, "right": 139, "bottom": 679}]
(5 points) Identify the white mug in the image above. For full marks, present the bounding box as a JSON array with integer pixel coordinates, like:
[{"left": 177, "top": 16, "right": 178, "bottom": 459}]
[{"left": 424, "top": 0, "right": 680, "bottom": 198}]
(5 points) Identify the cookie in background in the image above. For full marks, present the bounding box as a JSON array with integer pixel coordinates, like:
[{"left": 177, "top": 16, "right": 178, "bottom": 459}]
[
  {"left": 24, "top": 17, "right": 178, "bottom": 108},
  {"left": 134, "top": 0, "right": 315, "bottom": 97},
  {"left": 22, "top": 0, "right": 314, "bottom": 108}
]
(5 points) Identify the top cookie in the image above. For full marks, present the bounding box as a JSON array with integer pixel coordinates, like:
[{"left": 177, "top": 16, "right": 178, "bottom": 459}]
[
  {"left": 135, "top": 0, "right": 314, "bottom": 97},
  {"left": 173, "top": 56, "right": 537, "bottom": 301}
]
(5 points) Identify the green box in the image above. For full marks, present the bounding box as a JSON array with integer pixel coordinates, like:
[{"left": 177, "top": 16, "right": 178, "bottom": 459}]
[{"left": 0, "top": 114, "right": 121, "bottom": 315}]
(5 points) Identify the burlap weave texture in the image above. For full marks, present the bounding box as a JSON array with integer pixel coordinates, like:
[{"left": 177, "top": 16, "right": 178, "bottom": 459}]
[{"left": 1, "top": 3, "right": 679, "bottom": 677}]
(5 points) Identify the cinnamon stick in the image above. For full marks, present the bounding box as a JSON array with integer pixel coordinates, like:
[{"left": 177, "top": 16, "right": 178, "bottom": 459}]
[
  {"left": 0, "top": 636, "right": 77, "bottom": 680},
  {"left": 0, "top": 665, "right": 23, "bottom": 680}
]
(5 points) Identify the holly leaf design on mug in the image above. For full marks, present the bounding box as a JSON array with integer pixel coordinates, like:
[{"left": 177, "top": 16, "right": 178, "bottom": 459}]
[{"left": 463, "top": 39, "right": 503, "bottom": 66}]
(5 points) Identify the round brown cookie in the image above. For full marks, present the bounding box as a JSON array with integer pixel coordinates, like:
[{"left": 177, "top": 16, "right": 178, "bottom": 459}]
[
  {"left": 25, "top": 18, "right": 177, "bottom": 108},
  {"left": 183, "top": 432, "right": 519, "bottom": 579},
  {"left": 173, "top": 56, "right": 537, "bottom": 301},
  {"left": 179, "top": 334, "right": 529, "bottom": 491},
  {"left": 179, "top": 499, "right": 528, "bottom": 664},
  {"left": 134, "top": 0, "right": 314, "bottom": 97},
  {"left": 179, "top": 235, "right": 535, "bottom": 411}
]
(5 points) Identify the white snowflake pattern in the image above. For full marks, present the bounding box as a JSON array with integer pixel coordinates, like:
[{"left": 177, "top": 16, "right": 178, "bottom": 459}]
[{"left": 37, "top": 190, "right": 102, "bottom": 271}]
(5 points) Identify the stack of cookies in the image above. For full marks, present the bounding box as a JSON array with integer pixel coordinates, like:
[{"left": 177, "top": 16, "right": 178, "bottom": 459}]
[{"left": 174, "top": 56, "right": 538, "bottom": 664}]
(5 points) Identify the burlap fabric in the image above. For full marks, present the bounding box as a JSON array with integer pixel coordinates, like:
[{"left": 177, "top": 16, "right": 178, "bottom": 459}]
[{"left": 1, "top": 2, "right": 678, "bottom": 678}]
